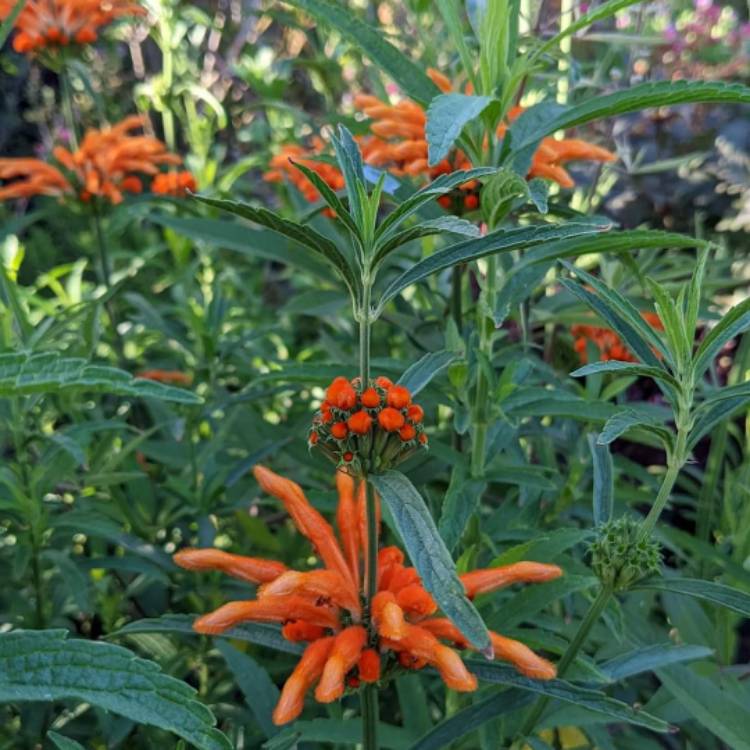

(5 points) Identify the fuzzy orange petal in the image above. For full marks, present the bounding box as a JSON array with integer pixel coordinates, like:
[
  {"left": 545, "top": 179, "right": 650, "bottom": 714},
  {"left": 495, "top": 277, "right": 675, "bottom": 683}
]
[{"left": 174, "top": 548, "right": 287, "bottom": 583}]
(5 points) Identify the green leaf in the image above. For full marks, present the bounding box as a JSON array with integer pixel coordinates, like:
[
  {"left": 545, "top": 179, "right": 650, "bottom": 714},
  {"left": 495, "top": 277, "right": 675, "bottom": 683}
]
[
  {"left": 425, "top": 94, "right": 495, "bottom": 166},
  {"left": 572, "top": 360, "right": 680, "bottom": 390},
  {"left": 47, "top": 732, "right": 86, "bottom": 750},
  {"left": 561, "top": 260, "right": 671, "bottom": 364},
  {"left": 646, "top": 278, "right": 690, "bottom": 370},
  {"left": 283, "top": 0, "right": 440, "bottom": 105},
  {"left": 330, "top": 125, "right": 367, "bottom": 227},
  {"left": 438, "top": 466, "right": 487, "bottom": 552},
  {"left": 693, "top": 296, "right": 750, "bottom": 378},
  {"left": 465, "top": 661, "right": 670, "bottom": 732},
  {"left": 481, "top": 168, "right": 530, "bottom": 227},
  {"left": 599, "top": 643, "right": 713, "bottom": 682},
  {"left": 410, "top": 689, "right": 533, "bottom": 750},
  {"left": 267, "top": 718, "right": 417, "bottom": 750},
  {"left": 374, "top": 167, "right": 496, "bottom": 246},
  {"left": 288, "top": 158, "right": 360, "bottom": 239},
  {"left": 657, "top": 665, "right": 750, "bottom": 750},
  {"left": 147, "top": 213, "right": 330, "bottom": 279},
  {"left": 110, "top": 614, "right": 304, "bottom": 655},
  {"left": 531, "top": 0, "right": 644, "bottom": 61},
  {"left": 588, "top": 434, "right": 613, "bottom": 525},
  {"left": 561, "top": 280, "right": 664, "bottom": 371},
  {"left": 0, "top": 352, "right": 200, "bottom": 403},
  {"left": 216, "top": 641, "right": 279, "bottom": 738},
  {"left": 514, "top": 230, "right": 706, "bottom": 274},
  {"left": 510, "top": 81, "right": 750, "bottom": 155},
  {"left": 397, "top": 350, "right": 457, "bottom": 395},
  {"left": 685, "top": 245, "right": 709, "bottom": 341},
  {"left": 0, "top": 0, "right": 24, "bottom": 48},
  {"left": 370, "top": 471, "right": 492, "bottom": 656},
  {"left": 598, "top": 408, "right": 674, "bottom": 451},
  {"left": 193, "top": 195, "right": 359, "bottom": 299},
  {"left": 0, "top": 629, "right": 231, "bottom": 750},
  {"left": 636, "top": 577, "right": 750, "bottom": 617},
  {"left": 377, "top": 222, "right": 609, "bottom": 312}
]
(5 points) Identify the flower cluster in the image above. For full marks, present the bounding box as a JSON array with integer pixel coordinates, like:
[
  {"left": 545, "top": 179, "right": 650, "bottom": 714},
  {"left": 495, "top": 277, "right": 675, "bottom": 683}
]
[
  {"left": 571, "top": 312, "right": 663, "bottom": 364},
  {"left": 0, "top": 0, "right": 144, "bottom": 55},
  {"left": 174, "top": 465, "right": 562, "bottom": 725},
  {"left": 264, "top": 68, "right": 616, "bottom": 213},
  {"left": 0, "top": 115, "right": 195, "bottom": 205},
  {"left": 310, "top": 376, "right": 427, "bottom": 474}
]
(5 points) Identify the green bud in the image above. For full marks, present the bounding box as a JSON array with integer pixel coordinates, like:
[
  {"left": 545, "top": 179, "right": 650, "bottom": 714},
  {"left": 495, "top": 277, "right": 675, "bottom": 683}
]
[{"left": 589, "top": 517, "right": 661, "bottom": 591}]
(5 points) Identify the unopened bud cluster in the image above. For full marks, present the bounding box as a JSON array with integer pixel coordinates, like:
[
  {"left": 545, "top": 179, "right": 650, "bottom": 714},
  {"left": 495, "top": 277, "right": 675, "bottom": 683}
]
[
  {"left": 589, "top": 517, "right": 661, "bottom": 591},
  {"left": 310, "top": 376, "right": 427, "bottom": 474}
]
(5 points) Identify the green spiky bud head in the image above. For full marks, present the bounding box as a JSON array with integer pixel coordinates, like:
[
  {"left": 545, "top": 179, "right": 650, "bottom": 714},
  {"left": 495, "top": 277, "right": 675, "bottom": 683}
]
[{"left": 589, "top": 516, "right": 661, "bottom": 591}]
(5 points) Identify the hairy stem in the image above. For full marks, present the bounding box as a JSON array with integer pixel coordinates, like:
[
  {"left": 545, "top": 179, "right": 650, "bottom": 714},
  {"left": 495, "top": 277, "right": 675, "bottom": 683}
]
[{"left": 515, "top": 583, "right": 614, "bottom": 742}]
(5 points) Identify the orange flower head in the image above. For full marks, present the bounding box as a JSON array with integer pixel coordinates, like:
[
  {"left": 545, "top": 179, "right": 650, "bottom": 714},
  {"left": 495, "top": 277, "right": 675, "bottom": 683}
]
[
  {"left": 572, "top": 310, "right": 663, "bottom": 364},
  {"left": 311, "top": 376, "right": 428, "bottom": 473},
  {"left": 0, "top": 115, "right": 186, "bottom": 206},
  {"left": 152, "top": 170, "right": 197, "bottom": 197},
  {"left": 176, "top": 465, "right": 561, "bottom": 724},
  {"left": 1, "top": 0, "right": 145, "bottom": 56}
]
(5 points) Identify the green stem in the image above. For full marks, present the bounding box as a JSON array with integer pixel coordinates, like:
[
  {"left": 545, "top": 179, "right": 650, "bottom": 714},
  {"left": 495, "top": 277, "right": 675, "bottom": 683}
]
[
  {"left": 361, "top": 682, "right": 379, "bottom": 750},
  {"left": 359, "top": 281, "right": 371, "bottom": 387},
  {"left": 515, "top": 583, "right": 614, "bottom": 742},
  {"left": 31, "top": 527, "right": 45, "bottom": 628},
  {"left": 470, "top": 255, "right": 497, "bottom": 478},
  {"left": 60, "top": 64, "right": 79, "bottom": 150},
  {"left": 92, "top": 207, "right": 125, "bottom": 364},
  {"left": 638, "top": 432, "right": 686, "bottom": 541}
]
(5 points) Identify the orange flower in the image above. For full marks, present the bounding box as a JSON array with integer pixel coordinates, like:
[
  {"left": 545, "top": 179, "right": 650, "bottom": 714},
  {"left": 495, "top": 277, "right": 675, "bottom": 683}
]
[
  {"left": 0, "top": 0, "right": 145, "bottom": 55},
  {"left": 138, "top": 369, "right": 193, "bottom": 386},
  {"left": 175, "top": 465, "right": 562, "bottom": 725},
  {"left": 151, "top": 170, "right": 197, "bottom": 197},
  {"left": 0, "top": 115, "right": 185, "bottom": 205},
  {"left": 572, "top": 311, "right": 663, "bottom": 364},
  {"left": 311, "top": 376, "right": 427, "bottom": 472}
]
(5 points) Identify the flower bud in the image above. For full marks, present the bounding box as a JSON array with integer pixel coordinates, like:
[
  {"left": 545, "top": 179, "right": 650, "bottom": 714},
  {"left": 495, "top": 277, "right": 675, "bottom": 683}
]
[{"left": 589, "top": 517, "right": 661, "bottom": 591}]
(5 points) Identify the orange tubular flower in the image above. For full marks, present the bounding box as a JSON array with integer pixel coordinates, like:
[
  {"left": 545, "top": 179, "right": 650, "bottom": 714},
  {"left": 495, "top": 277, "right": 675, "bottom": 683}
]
[
  {"left": 0, "top": 0, "right": 145, "bottom": 55},
  {"left": 175, "top": 465, "right": 562, "bottom": 725},
  {"left": 572, "top": 311, "right": 664, "bottom": 364},
  {"left": 0, "top": 116, "right": 186, "bottom": 206},
  {"left": 151, "top": 170, "right": 198, "bottom": 197},
  {"left": 138, "top": 369, "right": 193, "bottom": 386}
]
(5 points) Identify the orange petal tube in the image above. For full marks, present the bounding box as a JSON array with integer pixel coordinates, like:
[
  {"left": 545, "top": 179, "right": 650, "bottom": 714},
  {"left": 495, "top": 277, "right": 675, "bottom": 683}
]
[
  {"left": 273, "top": 636, "right": 335, "bottom": 725},
  {"left": 461, "top": 562, "right": 562, "bottom": 598},
  {"left": 396, "top": 583, "right": 438, "bottom": 618},
  {"left": 315, "top": 625, "right": 368, "bottom": 702},
  {"left": 253, "top": 465, "right": 357, "bottom": 598},
  {"left": 372, "top": 590, "right": 407, "bottom": 640},
  {"left": 259, "top": 570, "right": 361, "bottom": 617},
  {"left": 335, "top": 470, "right": 361, "bottom": 589},
  {"left": 173, "top": 548, "right": 287, "bottom": 584},
  {"left": 490, "top": 632, "right": 557, "bottom": 680},
  {"left": 358, "top": 649, "right": 381, "bottom": 683},
  {"left": 193, "top": 595, "right": 339, "bottom": 634}
]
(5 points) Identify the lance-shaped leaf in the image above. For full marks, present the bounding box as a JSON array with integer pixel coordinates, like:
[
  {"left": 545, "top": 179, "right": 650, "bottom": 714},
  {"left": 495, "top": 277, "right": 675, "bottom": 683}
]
[
  {"left": 0, "top": 352, "right": 200, "bottom": 403},
  {"left": 193, "top": 195, "right": 359, "bottom": 299},
  {"left": 510, "top": 80, "right": 750, "bottom": 156},
  {"left": 330, "top": 125, "right": 367, "bottom": 227},
  {"left": 588, "top": 434, "right": 613, "bottom": 525},
  {"left": 426, "top": 94, "right": 495, "bottom": 166},
  {"left": 377, "top": 221, "right": 609, "bottom": 313},
  {"left": 370, "top": 471, "right": 493, "bottom": 656},
  {"left": 561, "top": 260, "right": 672, "bottom": 364},
  {"left": 375, "top": 167, "right": 497, "bottom": 244},
  {"left": 0, "top": 629, "right": 231, "bottom": 750},
  {"left": 283, "top": 0, "right": 440, "bottom": 105},
  {"left": 397, "top": 350, "right": 457, "bottom": 394},
  {"left": 514, "top": 230, "right": 708, "bottom": 274},
  {"left": 288, "top": 158, "right": 360, "bottom": 239},
  {"left": 599, "top": 408, "right": 674, "bottom": 452},
  {"left": 464, "top": 661, "right": 671, "bottom": 732},
  {"left": 636, "top": 577, "right": 750, "bottom": 617},
  {"left": 572, "top": 360, "right": 680, "bottom": 390},
  {"left": 599, "top": 643, "right": 714, "bottom": 683},
  {"left": 693, "top": 296, "right": 750, "bottom": 378}
]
